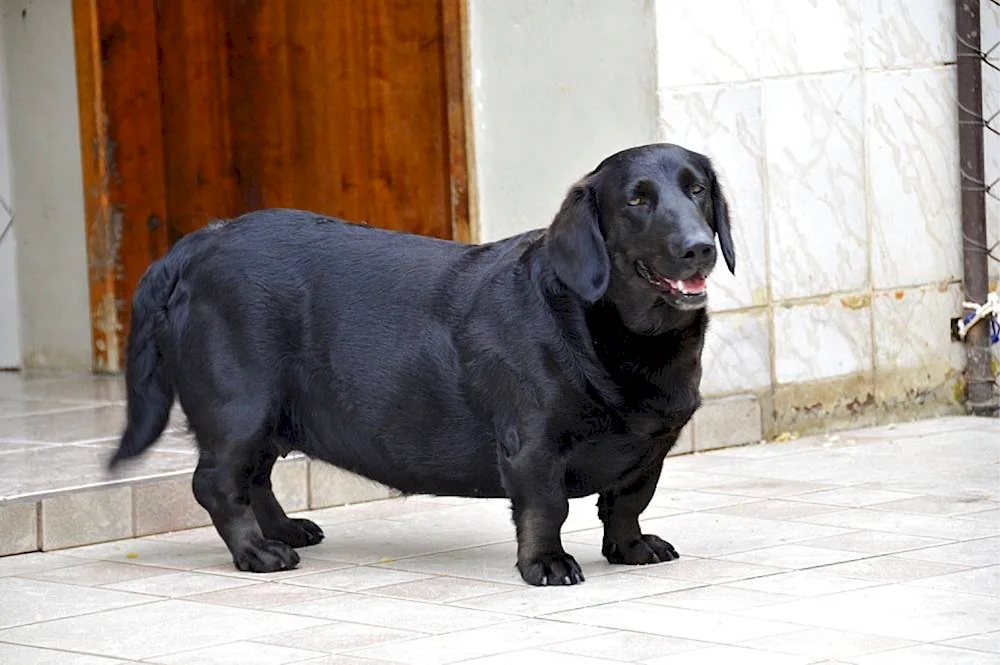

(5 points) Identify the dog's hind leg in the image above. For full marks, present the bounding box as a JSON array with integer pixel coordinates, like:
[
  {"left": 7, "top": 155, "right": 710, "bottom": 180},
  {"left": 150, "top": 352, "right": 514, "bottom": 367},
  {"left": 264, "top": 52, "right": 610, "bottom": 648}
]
[
  {"left": 249, "top": 443, "right": 324, "bottom": 548},
  {"left": 192, "top": 438, "right": 300, "bottom": 573}
]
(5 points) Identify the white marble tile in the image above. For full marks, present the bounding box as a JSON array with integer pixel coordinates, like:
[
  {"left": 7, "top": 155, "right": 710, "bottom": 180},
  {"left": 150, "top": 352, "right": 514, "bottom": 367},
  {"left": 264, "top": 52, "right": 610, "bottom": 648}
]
[
  {"left": 773, "top": 299, "right": 873, "bottom": 383},
  {"left": 942, "top": 630, "right": 1000, "bottom": 655},
  {"left": 639, "top": 584, "right": 798, "bottom": 612},
  {"left": 906, "top": 565, "right": 1000, "bottom": 597},
  {"left": 872, "top": 283, "right": 964, "bottom": 372},
  {"left": 741, "top": 627, "right": 915, "bottom": 661},
  {"left": 546, "top": 630, "right": 709, "bottom": 662},
  {"left": 764, "top": 73, "right": 867, "bottom": 300},
  {"left": 725, "top": 569, "right": 882, "bottom": 597},
  {"left": 254, "top": 622, "right": 425, "bottom": 658},
  {"left": 550, "top": 600, "right": 801, "bottom": 642},
  {"left": 150, "top": 641, "right": 326, "bottom": 665},
  {"left": 863, "top": 0, "right": 955, "bottom": 69},
  {"left": 348, "top": 618, "right": 607, "bottom": 665},
  {"left": 701, "top": 310, "right": 771, "bottom": 395},
  {"left": 644, "top": 645, "right": 819, "bottom": 665},
  {"left": 0, "top": 599, "right": 329, "bottom": 660},
  {"left": 0, "top": 577, "right": 154, "bottom": 629},
  {"left": 852, "top": 643, "right": 1000, "bottom": 665},
  {"left": 655, "top": 0, "right": 759, "bottom": 86},
  {"left": 452, "top": 572, "right": 698, "bottom": 617},
  {"left": 659, "top": 84, "right": 767, "bottom": 310},
  {"left": 741, "top": 584, "right": 1000, "bottom": 642},
  {"left": 758, "top": 0, "right": 863, "bottom": 77},
  {"left": 276, "top": 594, "right": 514, "bottom": 634},
  {"left": 869, "top": 66, "right": 961, "bottom": 288},
  {"left": 0, "top": 643, "right": 127, "bottom": 665}
]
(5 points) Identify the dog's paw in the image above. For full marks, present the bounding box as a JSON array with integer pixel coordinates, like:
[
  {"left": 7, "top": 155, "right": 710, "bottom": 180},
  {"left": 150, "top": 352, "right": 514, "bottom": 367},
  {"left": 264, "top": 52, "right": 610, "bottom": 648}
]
[
  {"left": 263, "top": 518, "right": 325, "bottom": 548},
  {"left": 517, "top": 551, "right": 585, "bottom": 586},
  {"left": 233, "top": 538, "right": 301, "bottom": 573},
  {"left": 603, "top": 534, "right": 679, "bottom": 565}
]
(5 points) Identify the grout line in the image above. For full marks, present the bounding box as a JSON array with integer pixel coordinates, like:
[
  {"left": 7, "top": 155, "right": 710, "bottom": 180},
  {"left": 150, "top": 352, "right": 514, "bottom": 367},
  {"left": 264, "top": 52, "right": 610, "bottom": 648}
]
[
  {"left": 660, "top": 61, "right": 961, "bottom": 93},
  {"left": 34, "top": 500, "right": 42, "bottom": 553},
  {"left": 862, "top": 6, "right": 879, "bottom": 399},
  {"left": 0, "top": 596, "right": 166, "bottom": 633},
  {"left": 0, "top": 403, "right": 120, "bottom": 421},
  {"left": 130, "top": 482, "right": 138, "bottom": 539},
  {"left": 709, "top": 280, "right": 964, "bottom": 316},
  {"left": 758, "top": 67, "right": 778, "bottom": 433}
]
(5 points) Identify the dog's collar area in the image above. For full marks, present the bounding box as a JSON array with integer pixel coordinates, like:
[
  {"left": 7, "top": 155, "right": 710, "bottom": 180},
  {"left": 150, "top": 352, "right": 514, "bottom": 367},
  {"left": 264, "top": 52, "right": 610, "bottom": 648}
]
[{"left": 634, "top": 260, "right": 708, "bottom": 297}]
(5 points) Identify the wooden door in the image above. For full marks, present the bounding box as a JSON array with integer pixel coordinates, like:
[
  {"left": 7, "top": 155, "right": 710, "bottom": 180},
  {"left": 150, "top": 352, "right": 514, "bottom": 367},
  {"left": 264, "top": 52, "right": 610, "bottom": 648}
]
[{"left": 72, "top": 0, "right": 472, "bottom": 373}]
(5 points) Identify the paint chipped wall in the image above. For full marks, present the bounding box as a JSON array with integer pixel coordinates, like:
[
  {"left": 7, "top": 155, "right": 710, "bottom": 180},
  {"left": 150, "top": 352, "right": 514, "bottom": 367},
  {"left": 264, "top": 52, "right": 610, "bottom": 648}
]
[
  {"left": 656, "top": 0, "right": 1000, "bottom": 434},
  {"left": 3, "top": 0, "right": 92, "bottom": 370}
]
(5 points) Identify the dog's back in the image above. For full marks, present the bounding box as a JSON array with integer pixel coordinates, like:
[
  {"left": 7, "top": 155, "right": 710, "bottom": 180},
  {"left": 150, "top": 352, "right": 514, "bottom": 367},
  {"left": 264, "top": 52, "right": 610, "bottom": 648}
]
[{"left": 113, "top": 209, "right": 542, "bottom": 495}]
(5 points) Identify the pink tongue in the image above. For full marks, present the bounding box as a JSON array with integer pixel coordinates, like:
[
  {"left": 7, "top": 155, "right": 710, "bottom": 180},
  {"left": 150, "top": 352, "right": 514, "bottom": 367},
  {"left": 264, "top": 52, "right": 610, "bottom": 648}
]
[{"left": 681, "top": 276, "right": 707, "bottom": 291}]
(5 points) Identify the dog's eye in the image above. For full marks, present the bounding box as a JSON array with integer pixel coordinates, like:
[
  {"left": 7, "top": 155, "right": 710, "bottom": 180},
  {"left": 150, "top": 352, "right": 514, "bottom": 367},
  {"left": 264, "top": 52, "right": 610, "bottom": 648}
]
[
  {"left": 628, "top": 196, "right": 648, "bottom": 207},
  {"left": 690, "top": 184, "right": 706, "bottom": 196}
]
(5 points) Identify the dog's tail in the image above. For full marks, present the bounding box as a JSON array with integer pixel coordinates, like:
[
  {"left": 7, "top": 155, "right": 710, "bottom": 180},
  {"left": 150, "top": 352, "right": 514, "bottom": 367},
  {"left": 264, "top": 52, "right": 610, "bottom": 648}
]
[{"left": 109, "top": 250, "right": 185, "bottom": 469}]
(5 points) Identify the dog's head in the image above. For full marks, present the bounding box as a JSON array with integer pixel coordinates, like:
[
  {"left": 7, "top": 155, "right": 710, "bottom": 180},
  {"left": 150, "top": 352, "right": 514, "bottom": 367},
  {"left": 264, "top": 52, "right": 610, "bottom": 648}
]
[{"left": 545, "top": 143, "right": 735, "bottom": 321}]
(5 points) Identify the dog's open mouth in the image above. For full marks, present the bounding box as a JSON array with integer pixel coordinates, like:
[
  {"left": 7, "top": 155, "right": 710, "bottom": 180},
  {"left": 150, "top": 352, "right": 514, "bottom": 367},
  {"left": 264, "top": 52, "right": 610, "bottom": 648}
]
[{"left": 635, "top": 260, "right": 708, "bottom": 308}]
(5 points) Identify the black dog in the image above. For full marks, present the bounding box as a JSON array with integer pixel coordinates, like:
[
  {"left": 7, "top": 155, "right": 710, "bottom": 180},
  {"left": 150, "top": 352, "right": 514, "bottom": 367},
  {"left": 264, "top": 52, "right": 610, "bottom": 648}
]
[{"left": 111, "top": 143, "right": 735, "bottom": 586}]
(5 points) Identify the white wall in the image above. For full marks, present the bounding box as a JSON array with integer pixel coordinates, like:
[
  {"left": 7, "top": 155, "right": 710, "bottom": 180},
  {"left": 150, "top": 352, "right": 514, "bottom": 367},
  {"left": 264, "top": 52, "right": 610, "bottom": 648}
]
[
  {"left": 468, "top": 0, "right": 659, "bottom": 241},
  {"left": 655, "top": 0, "right": 998, "bottom": 429},
  {"left": 0, "top": 4, "right": 19, "bottom": 369},
  {"left": 3, "top": 0, "right": 92, "bottom": 370}
]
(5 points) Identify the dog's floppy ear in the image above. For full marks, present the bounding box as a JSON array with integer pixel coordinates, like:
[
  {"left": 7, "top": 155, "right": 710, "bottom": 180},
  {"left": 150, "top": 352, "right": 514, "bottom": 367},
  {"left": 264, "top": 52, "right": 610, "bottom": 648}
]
[
  {"left": 545, "top": 180, "right": 610, "bottom": 303},
  {"left": 702, "top": 157, "right": 736, "bottom": 275}
]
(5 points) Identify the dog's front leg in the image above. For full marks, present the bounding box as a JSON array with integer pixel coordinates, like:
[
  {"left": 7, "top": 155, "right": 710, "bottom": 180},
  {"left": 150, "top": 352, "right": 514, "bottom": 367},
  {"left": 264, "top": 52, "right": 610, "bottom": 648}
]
[
  {"left": 499, "top": 429, "right": 584, "bottom": 586},
  {"left": 598, "top": 458, "right": 679, "bottom": 565}
]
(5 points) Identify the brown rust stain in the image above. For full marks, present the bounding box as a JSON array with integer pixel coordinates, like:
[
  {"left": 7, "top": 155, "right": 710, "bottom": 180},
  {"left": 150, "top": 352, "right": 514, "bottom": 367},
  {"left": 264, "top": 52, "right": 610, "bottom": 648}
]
[
  {"left": 840, "top": 294, "right": 871, "bottom": 310},
  {"left": 845, "top": 392, "right": 876, "bottom": 414}
]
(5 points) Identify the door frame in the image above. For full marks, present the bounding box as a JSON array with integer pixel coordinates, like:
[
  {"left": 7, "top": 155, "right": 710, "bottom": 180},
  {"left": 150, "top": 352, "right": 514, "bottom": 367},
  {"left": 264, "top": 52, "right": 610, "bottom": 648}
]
[{"left": 71, "top": 0, "right": 476, "bottom": 374}]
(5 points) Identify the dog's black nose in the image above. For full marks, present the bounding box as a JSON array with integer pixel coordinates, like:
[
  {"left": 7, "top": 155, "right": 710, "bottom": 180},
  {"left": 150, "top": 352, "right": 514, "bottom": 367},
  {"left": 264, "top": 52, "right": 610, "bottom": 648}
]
[{"left": 680, "top": 237, "right": 716, "bottom": 269}]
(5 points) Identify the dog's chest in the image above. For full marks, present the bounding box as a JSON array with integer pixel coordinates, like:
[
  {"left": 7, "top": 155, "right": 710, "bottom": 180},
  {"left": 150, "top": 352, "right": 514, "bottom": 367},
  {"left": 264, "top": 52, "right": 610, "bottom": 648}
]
[{"left": 564, "top": 367, "right": 701, "bottom": 495}]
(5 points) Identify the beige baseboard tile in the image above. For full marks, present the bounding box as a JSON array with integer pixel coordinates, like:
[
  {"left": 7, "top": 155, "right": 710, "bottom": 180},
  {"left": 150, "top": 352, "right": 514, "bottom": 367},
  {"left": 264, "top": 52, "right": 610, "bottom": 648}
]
[
  {"left": 273, "top": 457, "right": 309, "bottom": 513},
  {"left": 693, "top": 394, "right": 763, "bottom": 451},
  {"left": 666, "top": 422, "right": 694, "bottom": 456},
  {"left": 41, "top": 486, "right": 133, "bottom": 550},
  {"left": 308, "top": 461, "right": 398, "bottom": 509},
  {"left": 0, "top": 501, "right": 39, "bottom": 556},
  {"left": 133, "top": 474, "right": 210, "bottom": 537}
]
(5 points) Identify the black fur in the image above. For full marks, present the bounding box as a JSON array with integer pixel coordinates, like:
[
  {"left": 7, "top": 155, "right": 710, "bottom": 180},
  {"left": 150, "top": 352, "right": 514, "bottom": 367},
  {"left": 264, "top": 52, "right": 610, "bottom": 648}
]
[{"left": 113, "top": 143, "right": 735, "bottom": 585}]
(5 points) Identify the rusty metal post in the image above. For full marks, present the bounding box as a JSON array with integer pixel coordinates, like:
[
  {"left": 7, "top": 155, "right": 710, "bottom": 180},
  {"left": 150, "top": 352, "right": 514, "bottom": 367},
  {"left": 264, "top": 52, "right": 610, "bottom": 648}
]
[{"left": 956, "top": 0, "right": 998, "bottom": 416}]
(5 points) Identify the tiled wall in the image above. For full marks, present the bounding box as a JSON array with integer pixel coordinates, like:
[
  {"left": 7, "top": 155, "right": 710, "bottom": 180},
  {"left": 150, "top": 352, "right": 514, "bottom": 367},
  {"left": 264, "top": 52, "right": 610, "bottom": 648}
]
[
  {"left": 0, "top": 17, "right": 19, "bottom": 369},
  {"left": 656, "top": 0, "right": 999, "bottom": 434}
]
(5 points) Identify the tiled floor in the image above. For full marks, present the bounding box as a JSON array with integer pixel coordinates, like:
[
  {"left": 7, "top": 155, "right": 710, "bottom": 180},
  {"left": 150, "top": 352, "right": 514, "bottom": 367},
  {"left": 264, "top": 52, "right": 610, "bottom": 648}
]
[{"left": 0, "top": 374, "right": 998, "bottom": 663}]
